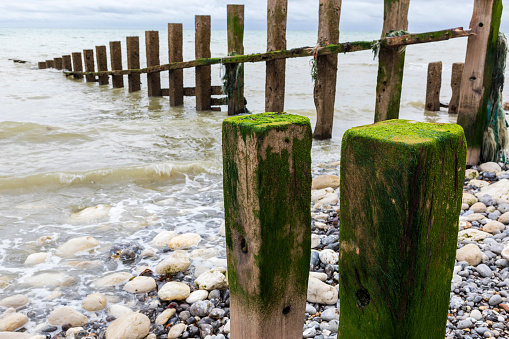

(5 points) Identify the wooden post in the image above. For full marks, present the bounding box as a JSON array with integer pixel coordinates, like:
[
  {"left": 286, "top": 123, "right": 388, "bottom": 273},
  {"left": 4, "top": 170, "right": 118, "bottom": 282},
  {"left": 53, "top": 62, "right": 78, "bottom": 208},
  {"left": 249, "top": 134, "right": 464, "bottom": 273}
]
[
  {"left": 46, "top": 60, "right": 54, "bottom": 68},
  {"left": 195, "top": 15, "right": 212, "bottom": 110},
  {"left": 425, "top": 61, "right": 442, "bottom": 111},
  {"left": 448, "top": 62, "right": 464, "bottom": 114},
  {"left": 110, "top": 41, "right": 124, "bottom": 88},
  {"left": 223, "top": 112, "right": 312, "bottom": 339},
  {"left": 71, "top": 52, "right": 83, "bottom": 79},
  {"left": 54, "top": 57, "right": 63, "bottom": 70},
  {"left": 339, "top": 119, "right": 466, "bottom": 338},
  {"left": 226, "top": 5, "right": 245, "bottom": 115},
  {"left": 62, "top": 55, "right": 72, "bottom": 71},
  {"left": 456, "top": 0, "right": 502, "bottom": 165},
  {"left": 126, "top": 36, "right": 141, "bottom": 92},
  {"left": 96, "top": 46, "right": 109, "bottom": 86},
  {"left": 145, "top": 31, "right": 161, "bottom": 96},
  {"left": 38, "top": 62, "right": 47, "bottom": 69},
  {"left": 168, "top": 24, "right": 184, "bottom": 105},
  {"left": 312, "top": 0, "right": 341, "bottom": 140},
  {"left": 374, "top": 0, "right": 410, "bottom": 122},
  {"left": 83, "top": 49, "right": 95, "bottom": 83},
  {"left": 265, "top": 0, "right": 287, "bottom": 112}
]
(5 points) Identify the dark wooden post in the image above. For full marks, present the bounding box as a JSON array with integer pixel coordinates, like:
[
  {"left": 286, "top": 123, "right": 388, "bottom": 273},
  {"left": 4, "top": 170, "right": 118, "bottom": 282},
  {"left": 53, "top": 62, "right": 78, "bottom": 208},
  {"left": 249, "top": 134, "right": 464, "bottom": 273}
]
[
  {"left": 425, "top": 61, "right": 442, "bottom": 111},
  {"left": 457, "top": 0, "right": 502, "bottom": 165},
  {"left": 223, "top": 112, "right": 312, "bottom": 338},
  {"left": 71, "top": 52, "right": 83, "bottom": 79},
  {"left": 110, "top": 41, "right": 124, "bottom": 88},
  {"left": 54, "top": 57, "right": 63, "bottom": 70},
  {"left": 145, "top": 31, "right": 161, "bottom": 96},
  {"left": 83, "top": 49, "right": 95, "bottom": 83},
  {"left": 339, "top": 119, "right": 466, "bottom": 338},
  {"left": 46, "top": 60, "right": 54, "bottom": 68},
  {"left": 374, "top": 0, "right": 410, "bottom": 122},
  {"left": 226, "top": 5, "right": 245, "bottom": 115},
  {"left": 312, "top": 0, "right": 341, "bottom": 140},
  {"left": 195, "top": 15, "right": 212, "bottom": 111},
  {"left": 126, "top": 36, "right": 141, "bottom": 92},
  {"left": 168, "top": 24, "right": 184, "bottom": 105},
  {"left": 62, "top": 55, "right": 72, "bottom": 71},
  {"left": 38, "top": 62, "right": 47, "bottom": 69},
  {"left": 96, "top": 46, "right": 109, "bottom": 85},
  {"left": 265, "top": 0, "right": 287, "bottom": 112},
  {"left": 448, "top": 62, "right": 464, "bottom": 114}
]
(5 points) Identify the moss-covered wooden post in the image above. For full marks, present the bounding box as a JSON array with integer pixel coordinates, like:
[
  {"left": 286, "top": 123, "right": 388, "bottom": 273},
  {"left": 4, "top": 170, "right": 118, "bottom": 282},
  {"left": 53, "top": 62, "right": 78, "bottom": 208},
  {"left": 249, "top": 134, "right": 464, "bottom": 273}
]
[
  {"left": 456, "top": 0, "right": 502, "bottom": 165},
  {"left": 126, "top": 36, "right": 141, "bottom": 92},
  {"left": 339, "top": 119, "right": 466, "bottom": 338},
  {"left": 374, "top": 0, "right": 410, "bottom": 122},
  {"left": 449, "top": 62, "right": 464, "bottom": 114},
  {"left": 54, "top": 57, "right": 63, "bottom": 70},
  {"left": 425, "top": 61, "right": 442, "bottom": 111},
  {"left": 62, "top": 55, "right": 72, "bottom": 72},
  {"left": 168, "top": 24, "right": 184, "bottom": 106},
  {"left": 223, "top": 112, "right": 312, "bottom": 338},
  {"left": 96, "top": 45, "right": 109, "bottom": 86},
  {"left": 313, "top": 0, "right": 341, "bottom": 140},
  {"left": 195, "top": 15, "right": 212, "bottom": 110},
  {"left": 71, "top": 52, "right": 83, "bottom": 79},
  {"left": 83, "top": 49, "right": 95, "bottom": 83},
  {"left": 110, "top": 41, "right": 124, "bottom": 88},
  {"left": 226, "top": 5, "right": 245, "bottom": 115}
]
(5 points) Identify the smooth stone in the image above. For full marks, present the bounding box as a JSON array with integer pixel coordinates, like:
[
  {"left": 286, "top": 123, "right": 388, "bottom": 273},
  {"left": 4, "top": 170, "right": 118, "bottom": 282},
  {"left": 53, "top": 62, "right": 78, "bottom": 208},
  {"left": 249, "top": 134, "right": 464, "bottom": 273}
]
[
  {"left": 489, "top": 294, "right": 503, "bottom": 306},
  {"left": 311, "top": 234, "right": 322, "bottom": 249},
  {"left": 48, "top": 306, "right": 88, "bottom": 326},
  {"left": 55, "top": 236, "right": 99, "bottom": 257},
  {"left": 476, "top": 264, "right": 494, "bottom": 278},
  {"left": 458, "top": 229, "right": 491, "bottom": 242},
  {"left": 471, "top": 309, "right": 483, "bottom": 320},
  {"left": 22, "top": 273, "right": 67, "bottom": 287},
  {"left": 309, "top": 272, "right": 328, "bottom": 282},
  {"left": 189, "top": 248, "right": 219, "bottom": 259},
  {"left": 312, "top": 175, "right": 340, "bottom": 190},
  {"left": 470, "top": 202, "right": 487, "bottom": 213},
  {"left": 68, "top": 204, "right": 111, "bottom": 223},
  {"left": 0, "top": 295, "right": 29, "bottom": 309},
  {"left": 24, "top": 252, "right": 48, "bottom": 265},
  {"left": 155, "top": 252, "right": 191, "bottom": 275},
  {"left": 168, "top": 233, "right": 201, "bottom": 250},
  {"left": 480, "top": 162, "right": 502, "bottom": 173},
  {"left": 0, "top": 313, "right": 28, "bottom": 331},
  {"left": 168, "top": 323, "right": 187, "bottom": 339},
  {"left": 470, "top": 180, "right": 490, "bottom": 188},
  {"left": 94, "top": 272, "right": 132, "bottom": 288},
  {"left": 151, "top": 231, "right": 177, "bottom": 247},
  {"left": 189, "top": 300, "right": 212, "bottom": 317},
  {"left": 224, "top": 321, "right": 230, "bottom": 334},
  {"left": 307, "top": 277, "right": 338, "bottom": 305},
  {"left": 0, "top": 333, "right": 31, "bottom": 339},
  {"left": 66, "top": 328, "right": 84, "bottom": 337},
  {"left": 124, "top": 276, "right": 157, "bottom": 293},
  {"left": 502, "top": 243, "right": 509, "bottom": 261},
  {"left": 483, "top": 221, "right": 506, "bottom": 234},
  {"left": 66, "top": 260, "right": 103, "bottom": 269},
  {"left": 457, "top": 319, "right": 474, "bottom": 329},
  {"left": 463, "top": 193, "right": 478, "bottom": 206},
  {"left": 321, "top": 308, "right": 339, "bottom": 322},
  {"left": 477, "top": 179, "right": 509, "bottom": 199},
  {"left": 306, "top": 304, "right": 317, "bottom": 315},
  {"left": 457, "top": 244, "right": 483, "bottom": 266},
  {"left": 461, "top": 203, "right": 469, "bottom": 210},
  {"left": 140, "top": 249, "right": 156, "bottom": 258},
  {"left": 464, "top": 213, "right": 486, "bottom": 222},
  {"left": 499, "top": 212, "right": 509, "bottom": 224},
  {"left": 465, "top": 169, "right": 479, "bottom": 179},
  {"left": 81, "top": 293, "right": 107, "bottom": 312},
  {"left": 319, "top": 249, "right": 338, "bottom": 265},
  {"left": 158, "top": 282, "right": 190, "bottom": 301},
  {"left": 105, "top": 312, "right": 150, "bottom": 339},
  {"left": 107, "top": 304, "right": 133, "bottom": 318},
  {"left": 186, "top": 290, "right": 209, "bottom": 304},
  {"left": 311, "top": 188, "right": 334, "bottom": 203},
  {"left": 155, "top": 308, "right": 176, "bottom": 325},
  {"left": 194, "top": 268, "right": 228, "bottom": 291},
  {"left": 316, "top": 193, "right": 338, "bottom": 206},
  {"left": 219, "top": 220, "right": 226, "bottom": 237},
  {"left": 209, "top": 308, "right": 225, "bottom": 319}
]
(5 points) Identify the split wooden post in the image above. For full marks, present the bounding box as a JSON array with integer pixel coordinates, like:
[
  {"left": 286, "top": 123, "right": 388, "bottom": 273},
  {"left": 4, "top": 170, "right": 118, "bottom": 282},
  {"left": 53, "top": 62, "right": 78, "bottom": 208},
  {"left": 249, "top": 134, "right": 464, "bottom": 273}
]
[
  {"left": 339, "top": 120, "right": 466, "bottom": 338},
  {"left": 425, "top": 61, "right": 442, "bottom": 111},
  {"left": 54, "top": 57, "right": 63, "bottom": 70},
  {"left": 145, "top": 31, "right": 161, "bottom": 96},
  {"left": 110, "top": 41, "right": 124, "bottom": 88},
  {"left": 223, "top": 112, "right": 312, "bottom": 339},
  {"left": 38, "top": 62, "right": 47, "bottom": 69},
  {"left": 168, "top": 24, "right": 184, "bottom": 105},
  {"left": 46, "top": 59, "right": 54, "bottom": 68},
  {"left": 96, "top": 46, "right": 109, "bottom": 85},
  {"left": 457, "top": 0, "right": 502, "bottom": 165},
  {"left": 312, "top": 0, "right": 341, "bottom": 140},
  {"left": 71, "top": 52, "right": 83, "bottom": 79},
  {"left": 62, "top": 55, "right": 72, "bottom": 71},
  {"left": 265, "top": 0, "right": 287, "bottom": 112},
  {"left": 374, "top": 0, "right": 410, "bottom": 122},
  {"left": 83, "top": 49, "right": 95, "bottom": 83},
  {"left": 448, "top": 62, "right": 464, "bottom": 114},
  {"left": 126, "top": 36, "right": 141, "bottom": 92},
  {"left": 195, "top": 15, "right": 212, "bottom": 110},
  {"left": 226, "top": 5, "right": 245, "bottom": 115}
]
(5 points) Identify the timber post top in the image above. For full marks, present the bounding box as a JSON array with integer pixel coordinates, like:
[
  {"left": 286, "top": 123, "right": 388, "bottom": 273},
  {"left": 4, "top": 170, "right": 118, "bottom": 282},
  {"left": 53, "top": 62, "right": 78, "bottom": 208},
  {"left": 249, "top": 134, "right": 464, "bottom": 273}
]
[{"left": 223, "top": 112, "right": 311, "bottom": 133}]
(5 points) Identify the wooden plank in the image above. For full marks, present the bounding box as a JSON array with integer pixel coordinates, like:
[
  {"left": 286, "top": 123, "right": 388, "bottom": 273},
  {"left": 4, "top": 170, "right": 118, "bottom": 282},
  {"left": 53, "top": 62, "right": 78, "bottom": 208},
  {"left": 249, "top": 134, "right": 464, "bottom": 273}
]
[
  {"left": 126, "top": 36, "right": 141, "bottom": 92},
  {"left": 110, "top": 41, "right": 124, "bottom": 88},
  {"left": 195, "top": 15, "right": 212, "bottom": 111},
  {"left": 71, "top": 52, "right": 83, "bottom": 79},
  {"left": 425, "top": 61, "right": 442, "bottom": 111},
  {"left": 457, "top": 0, "right": 502, "bottom": 165},
  {"left": 38, "top": 62, "right": 47, "bottom": 69},
  {"left": 313, "top": 0, "right": 342, "bottom": 140},
  {"left": 227, "top": 5, "right": 245, "bottom": 115},
  {"left": 96, "top": 46, "right": 109, "bottom": 85},
  {"left": 211, "top": 97, "right": 227, "bottom": 106},
  {"left": 223, "top": 112, "right": 312, "bottom": 339},
  {"left": 449, "top": 62, "right": 464, "bottom": 113},
  {"left": 54, "top": 57, "right": 63, "bottom": 70},
  {"left": 145, "top": 31, "right": 161, "bottom": 96},
  {"left": 62, "top": 55, "right": 72, "bottom": 72},
  {"left": 46, "top": 60, "right": 54, "bottom": 68},
  {"left": 374, "top": 0, "right": 410, "bottom": 122},
  {"left": 83, "top": 49, "right": 95, "bottom": 83},
  {"left": 168, "top": 23, "right": 184, "bottom": 106}
]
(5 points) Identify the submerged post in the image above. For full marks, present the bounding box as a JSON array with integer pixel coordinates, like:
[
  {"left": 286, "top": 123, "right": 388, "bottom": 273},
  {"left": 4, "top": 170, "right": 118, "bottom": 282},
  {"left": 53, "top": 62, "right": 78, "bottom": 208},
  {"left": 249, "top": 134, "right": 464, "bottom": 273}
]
[
  {"left": 110, "top": 41, "right": 124, "bottom": 88},
  {"left": 168, "top": 24, "right": 184, "bottom": 105},
  {"left": 226, "top": 5, "right": 245, "bottom": 115},
  {"left": 313, "top": 0, "right": 341, "bottom": 139},
  {"left": 374, "top": 0, "right": 410, "bottom": 122},
  {"left": 265, "top": 0, "right": 287, "bottom": 112},
  {"left": 96, "top": 45, "right": 108, "bottom": 86},
  {"left": 448, "top": 62, "right": 464, "bottom": 114},
  {"left": 38, "top": 62, "right": 46, "bottom": 69},
  {"left": 195, "top": 15, "right": 212, "bottom": 110},
  {"left": 83, "top": 49, "right": 95, "bottom": 83},
  {"left": 425, "top": 61, "right": 442, "bottom": 111},
  {"left": 223, "top": 112, "right": 312, "bottom": 338},
  {"left": 46, "top": 59, "right": 54, "bottom": 68},
  {"left": 126, "top": 36, "right": 141, "bottom": 92},
  {"left": 145, "top": 31, "right": 161, "bottom": 96},
  {"left": 54, "top": 57, "right": 63, "bottom": 70},
  {"left": 71, "top": 52, "right": 83, "bottom": 79},
  {"left": 457, "top": 0, "right": 502, "bottom": 165},
  {"left": 339, "top": 120, "right": 466, "bottom": 338},
  {"left": 62, "top": 55, "right": 72, "bottom": 72}
]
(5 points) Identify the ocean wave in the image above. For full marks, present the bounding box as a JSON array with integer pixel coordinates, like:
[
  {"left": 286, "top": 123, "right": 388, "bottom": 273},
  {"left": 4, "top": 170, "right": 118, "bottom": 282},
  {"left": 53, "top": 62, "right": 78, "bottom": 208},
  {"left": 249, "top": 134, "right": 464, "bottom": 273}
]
[{"left": 0, "top": 121, "right": 90, "bottom": 142}]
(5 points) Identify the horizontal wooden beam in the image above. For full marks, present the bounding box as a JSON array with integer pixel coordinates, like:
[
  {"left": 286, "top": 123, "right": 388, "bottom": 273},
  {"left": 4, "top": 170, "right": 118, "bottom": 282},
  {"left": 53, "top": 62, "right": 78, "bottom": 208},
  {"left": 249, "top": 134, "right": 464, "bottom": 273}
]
[{"left": 161, "top": 86, "right": 223, "bottom": 97}]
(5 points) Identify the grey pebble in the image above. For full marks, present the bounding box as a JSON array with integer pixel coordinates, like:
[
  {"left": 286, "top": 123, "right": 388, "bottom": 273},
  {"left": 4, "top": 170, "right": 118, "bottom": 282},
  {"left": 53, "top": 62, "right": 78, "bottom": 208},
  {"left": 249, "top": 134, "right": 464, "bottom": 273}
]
[
  {"left": 488, "top": 294, "right": 503, "bottom": 306},
  {"left": 476, "top": 264, "right": 494, "bottom": 278}
]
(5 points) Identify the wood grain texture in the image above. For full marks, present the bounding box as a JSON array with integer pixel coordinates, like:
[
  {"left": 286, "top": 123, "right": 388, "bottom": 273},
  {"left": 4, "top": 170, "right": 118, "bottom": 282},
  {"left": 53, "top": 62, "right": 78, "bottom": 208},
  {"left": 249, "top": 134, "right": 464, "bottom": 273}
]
[
  {"left": 110, "top": 41, "right": 124, "bottom": 88},
  {"left": 195, "top": 16, "right": 211, "bottom": 110},
  {"left": 227, "top": 5, "right": 245, "bottom": 115},
  {"left": 71, "top": 52, "right": 83, "bottom": 79},
  {"left": 168, "top": 24, "right": 184, "bottom": 105},
  {"left": 425, "top": 61, "right": 442, "bottom": 111},
  {"left": 83, "top": 49, "right": 95, "bottom": 83},
  {"left": 449, "top": 62, "right": 464, "bottom": 113},
  {"left": 96, "top": 46, "right": 109, "bottom": 86},
  {"left": 126, "top": 37, "right": 140, "bottom": 92},
  {"left": 62, "top": 55, "right": 72, "bottom": 72}
]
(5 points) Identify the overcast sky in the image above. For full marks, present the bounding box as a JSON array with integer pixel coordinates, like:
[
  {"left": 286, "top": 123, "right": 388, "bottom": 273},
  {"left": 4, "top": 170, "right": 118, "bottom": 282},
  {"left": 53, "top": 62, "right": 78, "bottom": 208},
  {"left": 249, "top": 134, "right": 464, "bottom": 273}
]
[{"left": 0, "top": 0, "right": 507, "bottom": 32}]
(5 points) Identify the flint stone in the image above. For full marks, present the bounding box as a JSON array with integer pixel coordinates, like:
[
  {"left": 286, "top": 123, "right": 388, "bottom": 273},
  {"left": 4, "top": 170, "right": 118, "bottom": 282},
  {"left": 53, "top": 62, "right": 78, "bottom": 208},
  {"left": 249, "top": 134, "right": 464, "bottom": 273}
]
[
  {"left": 48, "top": 306, "right": 88, "bottom": 326},
  {"left": 105, "top": 312, "right": 150, "bottom": 339}
]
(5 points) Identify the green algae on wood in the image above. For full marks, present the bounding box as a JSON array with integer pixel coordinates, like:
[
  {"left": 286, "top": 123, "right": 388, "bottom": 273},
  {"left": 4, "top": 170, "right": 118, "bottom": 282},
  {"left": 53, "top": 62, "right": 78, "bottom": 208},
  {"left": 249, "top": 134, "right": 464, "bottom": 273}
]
[
  {"left": 338, "top": 119, "right": 466, "bottom": 338},
  {"left": 222, "top": 112, "right": 312, "bottom": 338}
]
